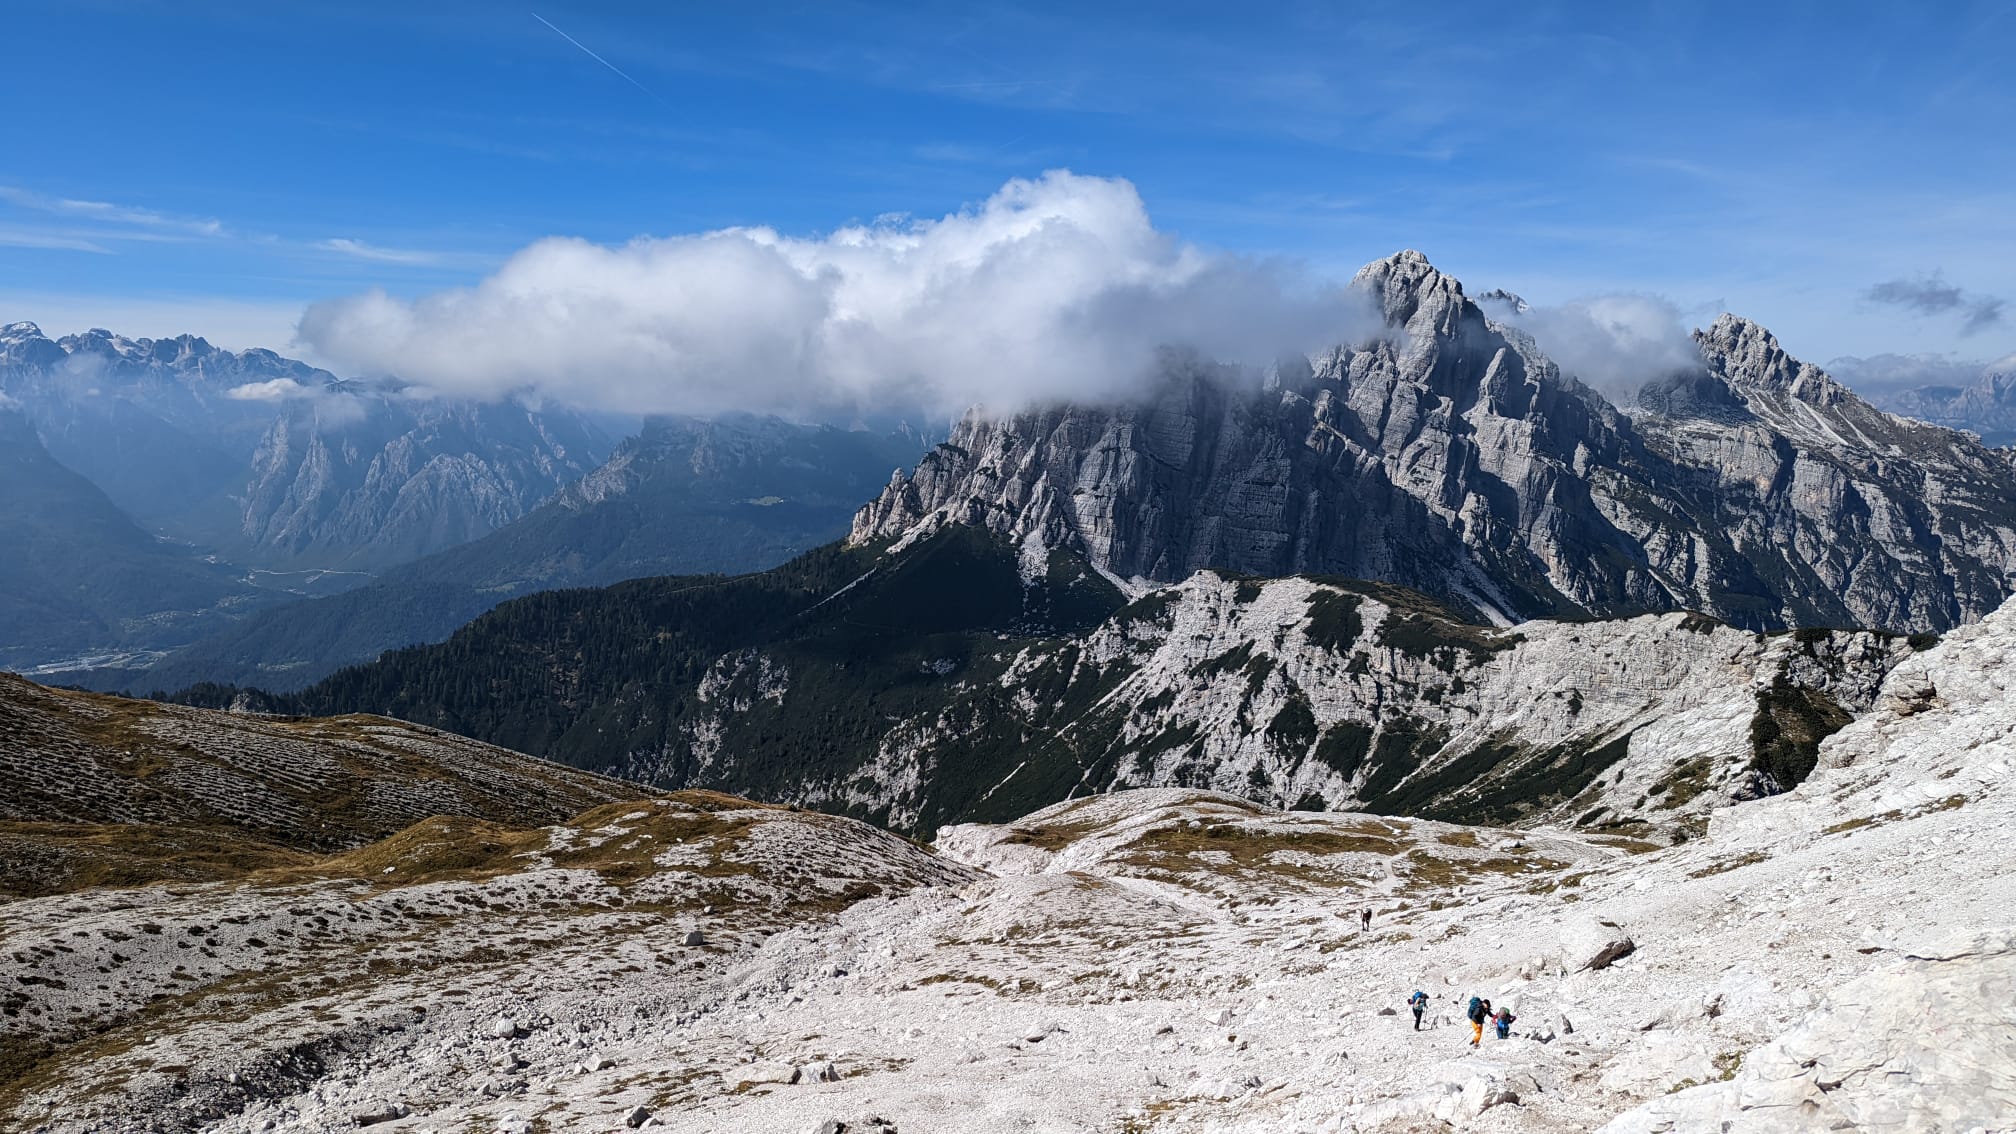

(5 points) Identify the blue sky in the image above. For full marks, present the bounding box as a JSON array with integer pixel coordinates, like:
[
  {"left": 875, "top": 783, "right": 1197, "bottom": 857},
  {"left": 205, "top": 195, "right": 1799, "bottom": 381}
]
[{"left": 3, "top": 0, "right": 2013, "bottom": 390}]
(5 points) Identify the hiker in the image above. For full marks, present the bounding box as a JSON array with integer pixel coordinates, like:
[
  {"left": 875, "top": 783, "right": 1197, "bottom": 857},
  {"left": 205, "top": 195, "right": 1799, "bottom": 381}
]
[
  {"left": 1408, "top": 989, "right": 1428, "bottom": 1031},
  {"left": 1360, "top": 908, "right": 1372, "bottom": 932},
  {"left": 1466, "top": 996, "right": 1491, "bottom": 1047},
  {"left": 1493, "top": 1005, "right": 1516, "bottom": 1040}
]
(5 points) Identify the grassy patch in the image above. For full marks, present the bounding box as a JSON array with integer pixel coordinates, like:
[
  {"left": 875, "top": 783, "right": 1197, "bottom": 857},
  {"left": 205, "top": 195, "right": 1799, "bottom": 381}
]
[
  {"left": 1116, "top": 821, "right": 1401, "bottom": 886},
  {"left": 0, "top": 822, "right": 315, "bottom": 900},
  {"left": 1401, "top": 848, "right": 1569, "bottom": 887}
]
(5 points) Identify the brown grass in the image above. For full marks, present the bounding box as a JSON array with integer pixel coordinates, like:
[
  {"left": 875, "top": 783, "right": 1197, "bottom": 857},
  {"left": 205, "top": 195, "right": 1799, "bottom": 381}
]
[
  {"left": 1401, "top": 848, "right": 1570, "bottom": 887},
  {"left": 0, "top": 821, "right": 316, "bottom": 900}
]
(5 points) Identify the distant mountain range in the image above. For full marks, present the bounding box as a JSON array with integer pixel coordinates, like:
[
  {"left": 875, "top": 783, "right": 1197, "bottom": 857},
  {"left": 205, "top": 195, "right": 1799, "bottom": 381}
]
[
  {"left": 1876, "top": 364, "right": 2016, "bottom": 447},
  {"left": 1, "top": 322, "right": 933, "bottom": 680},
  {"left": 0, "top": 409, "right": 257, "bottom": 672},
  {"left": 0, "top": 321, "right": 615, "bottom": 572},
  {"left": 127, "top": 414, "right": 930, "bottom": 692},
  {"left": 202, "top": 252, "right": 2016, "bottom": 839}
]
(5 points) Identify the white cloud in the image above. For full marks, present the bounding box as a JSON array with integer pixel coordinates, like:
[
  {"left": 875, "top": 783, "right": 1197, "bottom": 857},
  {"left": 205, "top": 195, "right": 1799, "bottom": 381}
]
[
  {"left": 1491, "top": 293, "right": 1704, "bottom": 401},
  {"left": 296, "top": 171, "right": 1377, "bottom": 417},
  {"left": 225, "top": 378, "right": 309, "bottom": 401},
  {"left": 0, "top": 185, "right": 224, "bottom": 237},
  {"left": 0, "top": 227, "right": 113, "bottom": 253},
  {"left": 318, "top": 238, "right": 443, "bottom": 266}
]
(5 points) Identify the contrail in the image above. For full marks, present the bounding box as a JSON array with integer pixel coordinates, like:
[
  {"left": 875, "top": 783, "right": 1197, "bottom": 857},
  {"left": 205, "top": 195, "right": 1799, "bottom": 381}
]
[{"left": 531, "top": 11, "right": 655, "bottom": 98}]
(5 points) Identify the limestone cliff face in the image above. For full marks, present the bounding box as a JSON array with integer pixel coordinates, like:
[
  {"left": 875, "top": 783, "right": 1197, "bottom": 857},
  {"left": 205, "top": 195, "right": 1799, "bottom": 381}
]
[
  {"left": 852, "top": 253, "right": 2016, "bottom": 634},
  {"left": 776, "top": 571, "right": 1910, "bottom": 834},
  {"left": 239, "top": 399, "right": 604, "bottom": 570}
]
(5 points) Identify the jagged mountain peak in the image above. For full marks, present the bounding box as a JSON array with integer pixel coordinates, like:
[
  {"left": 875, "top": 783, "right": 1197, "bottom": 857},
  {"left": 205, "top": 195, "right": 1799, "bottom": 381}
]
[
  {"left": 1, "top": 320, "right": 44, "bottom": 340},
  {"left": 1351, "top": 248, "right": 1473, "bottom": 330},
  {"left": 1693, "top": 312, "right": 1851, "bottom": 407}
]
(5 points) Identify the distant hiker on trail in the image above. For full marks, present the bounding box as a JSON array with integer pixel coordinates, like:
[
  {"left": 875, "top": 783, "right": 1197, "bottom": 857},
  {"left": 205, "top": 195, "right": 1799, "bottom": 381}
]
[
  {"left": 1466, "top": 996, "right": 1491, "bottom": 1047},
  {"left": 1408, "top": 990, "right": 1428, "bottom": 1030},
  {"left": 1493, "top": 1005, "right": 1516, "bottom": 1040},
  {"left": 1360, "top": 908, "right": 1372, "bottom": 932}
]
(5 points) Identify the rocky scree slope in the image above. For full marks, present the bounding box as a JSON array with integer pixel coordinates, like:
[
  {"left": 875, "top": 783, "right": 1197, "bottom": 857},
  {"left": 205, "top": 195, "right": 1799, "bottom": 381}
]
[
  {"left": 4, "top": 595, "right": 2012, "bottom": 1131},
  {"left": 0, "top": 793, "right": 980, "bottom": 1134},
  {"left": 0, "top": 673, "right": 646, "bottom": 899},
  {"left": 274, "top": 527, "right": 1917, "bottom": 840},
  {"left": 852, "top": 252, "right": 2016, "bottom": 634},
  {"left": 126, "top": 415, "right": 930, "bottom": 695}
]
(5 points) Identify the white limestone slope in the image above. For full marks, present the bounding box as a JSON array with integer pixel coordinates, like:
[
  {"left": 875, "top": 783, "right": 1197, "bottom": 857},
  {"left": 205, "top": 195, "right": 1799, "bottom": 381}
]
[
  {"left": 5, "top": 601, "right": 2014, "bottom": 1133},
  {"left": 992, "top": 571, "right": 1907, "bottom": 831}
]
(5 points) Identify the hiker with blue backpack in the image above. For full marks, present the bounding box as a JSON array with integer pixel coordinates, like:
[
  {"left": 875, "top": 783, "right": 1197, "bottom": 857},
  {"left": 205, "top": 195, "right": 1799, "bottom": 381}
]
[
  {"left": 1408, "top": 989, "right": 1428, "bottom": 1030},
  {"left": 1493, "top": 1005, "right": 1517, "bottom": 1040},
  {"left": 1465, "top": 996, "right": 1491, "bottom": 1046}
]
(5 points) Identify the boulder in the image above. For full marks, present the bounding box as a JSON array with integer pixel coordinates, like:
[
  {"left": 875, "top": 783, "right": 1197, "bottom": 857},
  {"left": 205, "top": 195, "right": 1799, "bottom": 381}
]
[
  {"left": 683, "top": 929, "right": 706, "bottom": 947},
  {"left": 352, "top": 1102, "right": 409, "bottom": 1127},
  {"left": 728, "top": 1062, "right": 801, "bottom": 1088},
  {"left": 625, "top": 1105, "right": 653, "bottom": 1129},
  {"left": 1559, "top": 916, "right": 1635, "bottom": 971},
  {"left": 487, "top": 1016, "right": 520, "bottom": 1040}
]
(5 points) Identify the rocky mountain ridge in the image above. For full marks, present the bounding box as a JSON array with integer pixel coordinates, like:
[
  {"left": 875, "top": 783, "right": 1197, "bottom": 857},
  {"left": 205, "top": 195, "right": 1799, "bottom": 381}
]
[
  {"left": 270, "top": 528, "right": 1919, "bottom": 840},
  {"left": 1878, "top": 360, "right": 2016, "bottom": 445},
  {"left": 116, "top": 415, "right": 930, "bottom": 694},
  {"left": 852, "top": 252, "right": 2016, "bottom": 634},
  {"left": 0, "top": 321, "right": 613, "bottom": 571}
]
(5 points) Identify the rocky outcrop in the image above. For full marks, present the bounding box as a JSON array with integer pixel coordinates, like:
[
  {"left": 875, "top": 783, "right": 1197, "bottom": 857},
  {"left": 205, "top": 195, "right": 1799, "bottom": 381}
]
[
  {"left": 852, "top": 253, "right": 2016, "bottom": 634},
  {"left": 1601, "top": 932, "right": 2016, "bottom": 1133},
  {"left": 781, "top": 569, "right": 1912, "bottom": 833}
]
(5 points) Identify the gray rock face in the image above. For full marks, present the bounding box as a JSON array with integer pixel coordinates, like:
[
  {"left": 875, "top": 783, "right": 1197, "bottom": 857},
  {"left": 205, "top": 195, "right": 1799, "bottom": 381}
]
[
  {"left": 1560, "top": 916, "right": 1635, "bottom": 971},
  {"left": 1600, "top": 932, "right": 2016, "bottom": 1133},
  {"left": 851, "top": 253, "right": 2016, "bottom": 634},
  {"left": 772, "top": 570, "right": 1912, "bottom": 834},
  {"left": 234, "top": 395, "right": 607, "bottom": 571}
]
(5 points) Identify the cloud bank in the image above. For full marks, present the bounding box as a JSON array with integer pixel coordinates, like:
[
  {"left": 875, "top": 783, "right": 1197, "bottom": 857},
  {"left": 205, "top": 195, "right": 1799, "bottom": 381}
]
[
  {"left": 1866, "top": 273, "right": 2004, "bottom": 336},
  {"left": 1484, "top": 292, "right": 1704, "bottom": 401},
  {"left": 225, "top": 378, "right": 310, "bottom": 402},
  {"left": 295, "top": 172, "right": 1377, "bottom": 417}
]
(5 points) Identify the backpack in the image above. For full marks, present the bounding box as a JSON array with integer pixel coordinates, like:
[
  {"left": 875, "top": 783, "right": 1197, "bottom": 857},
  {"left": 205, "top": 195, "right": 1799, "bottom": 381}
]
[
  {"left": 1409, "top": 991, "right": 1427, "bottom": 1008},
  {"left": 1466, "top": 996, "right": 1483, "bottom": 1022}
]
